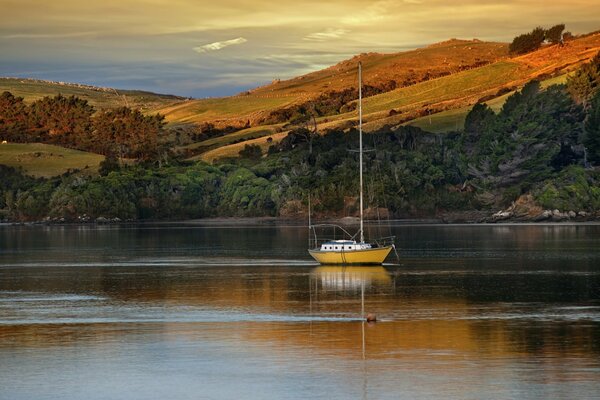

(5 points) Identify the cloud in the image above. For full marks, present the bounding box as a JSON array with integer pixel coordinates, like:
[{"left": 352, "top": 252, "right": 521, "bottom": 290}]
[
  {"left": 193, "top": 37, "right": 247, "bottom": 53},
  {"left": 342, "top": 0, "right": 394, "bottom": 25},
  {"left": 3, "top": 31, "right": 97, "bottom": 39},
  {"left": 304, "top": 28, "right": 350, "bottom": 41}
]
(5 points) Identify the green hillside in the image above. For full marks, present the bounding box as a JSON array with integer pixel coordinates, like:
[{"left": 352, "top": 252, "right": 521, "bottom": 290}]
[{"left": 0, "top": 143, "right": 104, "bottom": 178}]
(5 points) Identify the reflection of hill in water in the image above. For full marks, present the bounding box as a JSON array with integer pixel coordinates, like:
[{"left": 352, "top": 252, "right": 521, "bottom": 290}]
[{"left": 312, "top": 266, "right": 391, "bottom": 293}]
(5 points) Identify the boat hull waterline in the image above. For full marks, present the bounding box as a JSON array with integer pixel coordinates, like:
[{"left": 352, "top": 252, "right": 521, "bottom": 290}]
[{"left": 308, "top": 245, "right": 393, "bottom": 265}]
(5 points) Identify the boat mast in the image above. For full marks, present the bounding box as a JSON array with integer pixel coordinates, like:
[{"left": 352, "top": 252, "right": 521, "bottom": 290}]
[{"left": 358, "top": 61, "right": 364, "bottom": 244}]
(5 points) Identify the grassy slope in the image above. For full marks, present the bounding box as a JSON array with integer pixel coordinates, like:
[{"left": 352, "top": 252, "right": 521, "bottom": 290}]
[
  {"left": 0, "top": 78, "right": 184, "bottom": 112},
  {"left": 181, "top": 33, "right": 600, "bottom": 161},
  {"left": 181, "top": 124, "right": 283, "bottom": 153},
  {"left": 200, "top": 66, "right": 578, "bottom": 159},
  {"left": 159, "top": 96, "right": 295, "bottom": 126},
  {"left": 196, "top": 132, "right": 289, "bottom": 163},
  {"left": 0, "top": 143, "right": 104, "bottom": 178},
  {"left": 406, "top": 73, "right": 570, "bottom": 133},
  {"left": 159, "top": 39, "right": 508, "bottom": 127},
  {"left": 251, "top": 39, "right": 508, "bottom": 96}
]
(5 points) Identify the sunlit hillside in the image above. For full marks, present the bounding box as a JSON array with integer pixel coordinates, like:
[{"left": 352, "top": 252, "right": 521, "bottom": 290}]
[
  {"left": 0, "top": 143, "right": 104, "bottom": 178},
  {"left": 149, "top": 32, "right": 600, "bottom": 163},
  {"left": 0, "top": 78, "right": 185, "bottom": 112}
]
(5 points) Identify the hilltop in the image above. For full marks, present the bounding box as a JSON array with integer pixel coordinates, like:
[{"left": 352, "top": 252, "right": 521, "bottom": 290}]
[{"left": 0, "top": 77, "right": 185, "bottom": 112}]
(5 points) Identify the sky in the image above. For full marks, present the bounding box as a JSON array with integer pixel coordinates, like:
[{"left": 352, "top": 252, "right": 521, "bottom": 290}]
[{"left": 1, "top": 0, "right": 599, "bottom": 97}]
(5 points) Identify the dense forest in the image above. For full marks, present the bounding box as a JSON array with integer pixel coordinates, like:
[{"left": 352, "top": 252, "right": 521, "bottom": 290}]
[{"left": 1, "top": 53, "right": 600, "bottom": 223}]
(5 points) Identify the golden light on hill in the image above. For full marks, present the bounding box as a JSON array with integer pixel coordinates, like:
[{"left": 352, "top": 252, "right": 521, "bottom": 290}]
[{"left": 1, "top": 1, "right": 599, "bottom": 96}]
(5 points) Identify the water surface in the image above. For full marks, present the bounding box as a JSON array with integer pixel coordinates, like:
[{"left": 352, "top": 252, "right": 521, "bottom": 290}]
[{"left": 1, "top": 223, "right": 599, "bottom": 399}]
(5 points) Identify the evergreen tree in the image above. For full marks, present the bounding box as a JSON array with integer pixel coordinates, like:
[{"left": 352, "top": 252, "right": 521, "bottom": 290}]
[
  {"left": 546, "top": 24, "right": 565, "bottom": 44},
  {"left": 567, "top": 52, "right": 600, "bottom": 105},
  {"left": 92, "top": 107, "right": 165, "bottom": 161},
  {"left": 509, "top": 27, "right": 546, "bottom": 55},
  {"left": 464, "top": 103, "right": 495, "bottom": 141},
  {"left": 584, "top": 92, "right": 600, "bottom": 164}
]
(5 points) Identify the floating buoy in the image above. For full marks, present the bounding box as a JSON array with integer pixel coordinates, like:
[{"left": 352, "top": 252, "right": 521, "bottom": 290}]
[{"left": 366, "top": 313, "right": 377, "bottom": 323}]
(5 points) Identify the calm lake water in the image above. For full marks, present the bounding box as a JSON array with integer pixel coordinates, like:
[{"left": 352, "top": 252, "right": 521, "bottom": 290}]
[{"left": 1, "top": 223, "right": 599, "bottom": 400}]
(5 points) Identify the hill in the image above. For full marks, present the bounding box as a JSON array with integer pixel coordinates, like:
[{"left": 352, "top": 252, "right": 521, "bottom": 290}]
[
  {"left": 0, "top": 78, "right": 185, "bottom": 112},
  {"left": 175, "top": 32, "right": 600, "bottom": 161},
  {"left": 159, "top": 39, "right": 508, "bottom": 129}
]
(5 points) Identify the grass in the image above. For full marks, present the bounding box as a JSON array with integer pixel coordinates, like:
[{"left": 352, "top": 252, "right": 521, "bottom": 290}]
[
  {"left": 0, "top": 78, "right": 184, "bottom": 112},
  {"left": 250, "top": 39, "right": 508, "bottom": 96},
  {"left": 0, "top": 143, "right": 104, "bottom": 178},
  {"left": 361, "top": 61, "right": 525, "bottom": 114},
  {"left": 405, "top": 73, "right": 569, "bottom": 133},
  {"left": 181, "top": 124, "right": 283, "bottom": 154},
  {"left": 159, "top": 96, "right": 295, "bottom": 125},
  {"left": 196, "top": 132, "right": 289, "bottom": 163}
]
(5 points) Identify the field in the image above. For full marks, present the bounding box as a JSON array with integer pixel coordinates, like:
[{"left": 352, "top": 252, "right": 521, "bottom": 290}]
[
  {"left": 0, "top": 143, "right": 104, "bottom": 178},
  {"left": 159, "top": 95, "right": 295, "bottom": 127},
  {"left": 0, "top": 78, "right": 184, "bottom": 112}
]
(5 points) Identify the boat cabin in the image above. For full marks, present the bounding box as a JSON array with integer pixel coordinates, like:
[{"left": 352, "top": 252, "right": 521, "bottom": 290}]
[{"left": 320, "top": 240, "right": 373, "bottom": 252}]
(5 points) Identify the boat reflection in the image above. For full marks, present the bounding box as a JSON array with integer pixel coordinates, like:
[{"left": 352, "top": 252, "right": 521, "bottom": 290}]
[{"left": 311, "top": 266, "right": 392, "bottom": 293}]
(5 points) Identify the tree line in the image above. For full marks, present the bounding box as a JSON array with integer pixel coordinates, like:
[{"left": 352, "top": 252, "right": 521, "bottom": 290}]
[
  {"left": 509, "top": 24, "right": 569, "bottom": 55},
  {"left": 1, "top": 53, "right": 600, "bottom": 222},
  {"left": 0, "top": 92, "right": 165, "bottom": 161}
]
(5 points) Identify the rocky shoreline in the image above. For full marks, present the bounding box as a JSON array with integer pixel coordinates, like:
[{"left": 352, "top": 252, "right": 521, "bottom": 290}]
[{"left": 483, "top": 195, "right": 599, "bottom": 223}]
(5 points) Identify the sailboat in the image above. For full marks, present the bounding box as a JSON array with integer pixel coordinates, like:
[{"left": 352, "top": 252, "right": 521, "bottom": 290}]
[{"left": 308, "top": 62, "right": 395, "bottom": 265}]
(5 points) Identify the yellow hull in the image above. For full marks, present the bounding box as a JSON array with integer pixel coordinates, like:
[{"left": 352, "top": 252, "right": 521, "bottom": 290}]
[{"left": 308, "top": 246, "right": 393, "bottom": 265}]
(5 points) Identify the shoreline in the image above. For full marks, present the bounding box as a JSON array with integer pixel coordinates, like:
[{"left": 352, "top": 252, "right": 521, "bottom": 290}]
[{"left": 2, "top": 214, "right": 600, "bottom": 227}]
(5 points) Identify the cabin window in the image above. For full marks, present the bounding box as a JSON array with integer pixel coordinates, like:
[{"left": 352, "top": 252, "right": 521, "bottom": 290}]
[
  {"left": 347, "top": 246, "right": 351, "bottom": 249},
  {"left": 335, "top": 246, "right": 338, "bottom": 250}
]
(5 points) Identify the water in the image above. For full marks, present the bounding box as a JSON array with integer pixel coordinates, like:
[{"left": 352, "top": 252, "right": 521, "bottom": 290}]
[{"left": 1, "top": 223, "right": 599, "bottom": 399}]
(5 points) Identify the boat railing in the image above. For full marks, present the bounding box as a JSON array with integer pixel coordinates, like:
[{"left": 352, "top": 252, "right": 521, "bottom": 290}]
[
  {"left": 309, "top": 224, "right": 395, "bottom": 249},
  {"left": 309, "top": 224, "right": 358, "bottom": 249}
]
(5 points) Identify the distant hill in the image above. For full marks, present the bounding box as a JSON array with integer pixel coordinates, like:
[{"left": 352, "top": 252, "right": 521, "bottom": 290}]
[
  {"left": 168, "top": 32, "right": 600, "bottom": 161},
  {"left": 0, "top": 78, "right": 185, "bottom": 112}
]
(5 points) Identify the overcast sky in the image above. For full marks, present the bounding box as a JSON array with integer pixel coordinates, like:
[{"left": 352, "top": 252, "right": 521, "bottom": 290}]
[{"left": 1, "top": 0, "right": 599, "bottom": 97}]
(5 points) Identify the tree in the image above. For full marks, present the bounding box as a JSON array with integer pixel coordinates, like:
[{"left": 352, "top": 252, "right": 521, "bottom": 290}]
[
  {"left": 92, "top": 107, "right": 165, "bottom": 161},
  {"left": 0, "top": 91, "right": 29, "bottom": 142},
  {"left": 567, "top": 52, "right": 600, "bottom": 106},
  {"left": 469, "top": 83, "right": 585, "bottom": 189},
  {"left": 509, "top": 27, "right": 546, "bottom": 55},
  {"left": 28, "top": 94, "right": 94, "bottom": 146},
  {"left": 464, "top": 103, "right": 495, "bottom": 142},
  {"left": 238, "top": 144, "right": 263, "bottom": 159},
  {"left": 583, "top": 92, "right": 600, "bottom": 164},
  {"left": 546, "top": 24, "right": 565, "bottom": 45}
]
